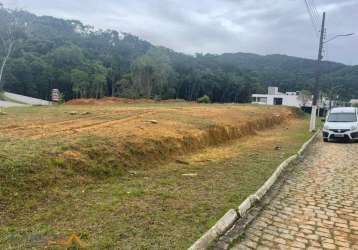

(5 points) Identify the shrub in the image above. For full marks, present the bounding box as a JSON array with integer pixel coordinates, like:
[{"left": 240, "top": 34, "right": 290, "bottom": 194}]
[
  {"left": 197, "top": 95, "right": 211, "bottom": 103},
  {"left": 58, "top": 92, "right": 65, "bottom": 104}
]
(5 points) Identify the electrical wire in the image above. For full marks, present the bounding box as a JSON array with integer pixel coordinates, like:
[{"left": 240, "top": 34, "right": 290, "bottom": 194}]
[
  {"left": 307, "top": 0, "right": 320, "bottom": 27},
  {"left": 304, "top": 0, "right": 319, "bottom": 37},
  {"left": 309, "top": 0, "right": 321, "bottom": 28}
]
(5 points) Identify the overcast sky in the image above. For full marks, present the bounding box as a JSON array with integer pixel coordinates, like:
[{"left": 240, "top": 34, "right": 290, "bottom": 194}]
[{"left": 2, "top": 0, "right": 358, "bottom": 65}]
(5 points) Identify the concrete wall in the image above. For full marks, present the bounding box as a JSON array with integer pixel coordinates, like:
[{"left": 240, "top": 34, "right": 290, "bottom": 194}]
[{"left": 252, "top": 94, "right": 301, "bottom": 108}]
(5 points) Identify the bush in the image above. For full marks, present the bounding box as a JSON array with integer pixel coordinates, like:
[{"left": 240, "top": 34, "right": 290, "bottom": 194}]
[
  {"left": 197, "top": 95, "right": 211, "bottom": 103},
  {"left": 58, "top": 92, "right": 65, "bottom": 104}
]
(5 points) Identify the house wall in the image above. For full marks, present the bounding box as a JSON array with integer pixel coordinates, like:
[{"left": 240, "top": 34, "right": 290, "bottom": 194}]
[
  {"left": 350, "top": 99, "right": 358, "bottom": 106},
  {"left": 252, "top": 94, "right": 301, "bottom": 107},
  {"left": 268, "top": 87, "right": 279, "bottom": 95}
]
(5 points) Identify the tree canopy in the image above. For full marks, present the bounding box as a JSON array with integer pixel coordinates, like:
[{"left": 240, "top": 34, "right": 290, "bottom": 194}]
[{"left": 0, "top": 5, "right": 357, "bottom": 103}]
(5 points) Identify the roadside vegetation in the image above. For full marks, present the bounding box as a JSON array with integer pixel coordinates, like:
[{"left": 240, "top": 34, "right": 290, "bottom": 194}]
[{"left": 0, "top": 103, "right": 310, "bottom": 249}]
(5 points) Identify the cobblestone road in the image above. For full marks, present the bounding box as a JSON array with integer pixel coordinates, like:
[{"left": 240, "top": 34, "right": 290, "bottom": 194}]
[{"left": 233, "top": 139, "right": 358, "bottom": 250}]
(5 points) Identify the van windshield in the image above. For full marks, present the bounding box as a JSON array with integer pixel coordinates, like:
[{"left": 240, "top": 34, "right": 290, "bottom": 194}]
[{"left": 328, "top": 113, "right": 357, "bottom": 122}]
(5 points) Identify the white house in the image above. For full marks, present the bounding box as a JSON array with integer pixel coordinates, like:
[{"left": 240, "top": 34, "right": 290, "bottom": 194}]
[{"left": 252, "top": 87, "right": 302, "bottom": 107}]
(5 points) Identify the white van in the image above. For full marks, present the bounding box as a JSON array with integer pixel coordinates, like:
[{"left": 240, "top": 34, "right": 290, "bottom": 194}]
[{"left": 322, "top": 107, "right": 358, "bottom": 142}]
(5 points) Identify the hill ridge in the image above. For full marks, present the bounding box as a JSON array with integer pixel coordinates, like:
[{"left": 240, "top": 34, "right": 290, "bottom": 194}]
[{"left": 1, "top": 5, "right": 357, "bottom": 102}]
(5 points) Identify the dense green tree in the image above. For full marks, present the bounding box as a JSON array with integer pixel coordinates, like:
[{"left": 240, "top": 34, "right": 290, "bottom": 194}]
[
  {"left": 130, "top": 48, "right": 177, "bottom": 99},
  {"left": 0, "top": 5, "right": 357, "bottom": 103},
  {"left": 71, "top": 69, "right": 89, "bottom": 98},
  {"left": 91, "top": 62, "right": 107, "bottom": 98},
  {"left": 49, "top": 45, "right": 86, "bottom": 69}
]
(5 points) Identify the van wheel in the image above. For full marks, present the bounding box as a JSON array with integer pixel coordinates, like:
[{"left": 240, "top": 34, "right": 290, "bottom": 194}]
[{"left": 323, "top": 138, "right": 328, "bottom": 142}]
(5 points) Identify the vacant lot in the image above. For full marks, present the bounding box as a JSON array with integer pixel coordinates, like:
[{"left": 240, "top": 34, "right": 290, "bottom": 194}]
[{"left": 0, "top": 102, "right": 310, "bottom": 249}]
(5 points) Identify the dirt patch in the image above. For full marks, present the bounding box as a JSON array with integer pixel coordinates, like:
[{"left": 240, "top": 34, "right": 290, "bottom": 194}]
[
  {"left": 62, "top": 150, "right": 83, "bottom": 160},
  {"left": 51, "top": 106, "right": 297, "bottom": 176},
  {"left": 0, "top": 105, "right": 299, "bottom": 169},
  {"left": 0, "top": 104, "right": 301, "bottom": 214}
]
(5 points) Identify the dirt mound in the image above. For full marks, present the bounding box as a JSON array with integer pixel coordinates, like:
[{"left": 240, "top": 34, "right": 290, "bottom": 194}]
[
  {"left": 0, "top": 104, "right": 303, "bottom": 223},
  {"left": 66, "top": 97, "right": 155, "bottom": 105},
  {"left": 0, "top": 105, "right": 300, "bottom": 179}
]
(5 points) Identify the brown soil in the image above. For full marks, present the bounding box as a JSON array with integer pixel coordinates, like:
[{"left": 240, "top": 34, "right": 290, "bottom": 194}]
[
  {"left": 1, "top": 106, "right": 296, "bottom": 143},
  {"left": 0, "top": 104, "right": 300, "bottom": 173}
]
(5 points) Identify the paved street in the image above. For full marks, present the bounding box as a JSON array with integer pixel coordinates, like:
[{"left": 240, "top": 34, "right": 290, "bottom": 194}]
[
  {"left": 233, "top": 139, "right": 358, "bottom": 250},
  {"left": 3, "top": 92, "right": 51, "bottom": 106},
  {"left": 0, "top": 100, "right": 25, "bottom": 108}
]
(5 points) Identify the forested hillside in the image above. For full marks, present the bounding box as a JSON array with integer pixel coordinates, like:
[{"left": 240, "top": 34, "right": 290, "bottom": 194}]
[{"left": 0, "top": 5, "right": 357, "bottom": 102}]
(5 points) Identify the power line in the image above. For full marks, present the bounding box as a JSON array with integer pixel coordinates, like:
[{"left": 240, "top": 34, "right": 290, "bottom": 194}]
[
  {"left": 306, "top": 0, "right": 318, "bottom": 26},
  {"left": 304, "top": 0, "right": 319, "bottom": 37},
  {"left": 307, "top": 0, "right": 320, "bottom": 28},
  {"left": 309, "top": 0, "right": 321, "bottom": 28}
]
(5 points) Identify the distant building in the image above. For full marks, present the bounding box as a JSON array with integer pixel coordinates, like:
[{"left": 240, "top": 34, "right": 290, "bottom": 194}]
[
  {"left": 350, "top": 99, "right": 358, "bottom": 106},
  {"left": 252, "top": 87, "right": 302, "bottom": 108}
]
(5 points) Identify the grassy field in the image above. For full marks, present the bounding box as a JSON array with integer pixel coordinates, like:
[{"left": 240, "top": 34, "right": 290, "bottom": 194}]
[{"left": 0, "top": 102, "right": 311, "bottom": 249}]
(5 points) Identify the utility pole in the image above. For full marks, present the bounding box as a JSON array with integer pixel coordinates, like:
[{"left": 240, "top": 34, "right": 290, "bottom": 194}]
[{"left": 309, "top": 12, "right": 326, "bottom": 132}]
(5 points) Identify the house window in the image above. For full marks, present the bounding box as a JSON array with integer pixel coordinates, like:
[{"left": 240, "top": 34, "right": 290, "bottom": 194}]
[
  {"left": 258, "top": 97, "right": 267, "bottom": 103},
  {"left": 274, "top": 98, "right": 283, "bottom": 105},
  {"left": 252, "top": 97, "right": 268, "bottom": 103}
]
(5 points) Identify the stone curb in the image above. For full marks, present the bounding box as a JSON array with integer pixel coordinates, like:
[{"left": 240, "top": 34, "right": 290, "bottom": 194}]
[
  {"left": 188, "top": 130, "right": 320, "bottom": 250},
  {"left": 238, "top": 129, "right": 320, "bottom": 216},
  {"left": 298, "top": 129, "right": 320, "bottom": 156},
  {"left": 251, "top": 154, "right": 298, "bottom": 207},
  {"left": 238, "top": 154, "right": 298, "bottom": 216},
  {"left": 188, "top": 209, "right": 238, "bottom": 250}
]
